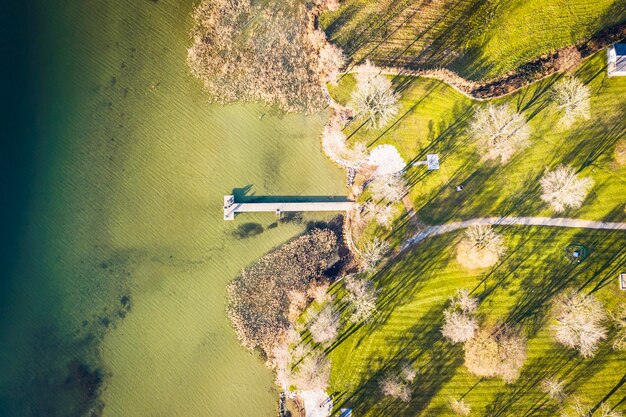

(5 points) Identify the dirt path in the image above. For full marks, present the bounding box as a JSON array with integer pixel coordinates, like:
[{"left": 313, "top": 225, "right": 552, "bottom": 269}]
[{"left": 402, "top": 217, "right": 626, "bottom": 249}]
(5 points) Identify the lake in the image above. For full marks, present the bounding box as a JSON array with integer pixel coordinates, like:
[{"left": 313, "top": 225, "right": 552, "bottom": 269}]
[{"left": 0, "top": 0, "right": 345, "bottom": 416}]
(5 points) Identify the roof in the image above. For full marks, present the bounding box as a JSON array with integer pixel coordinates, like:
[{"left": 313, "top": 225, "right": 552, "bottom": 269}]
[
  {"left": 615, "top": 43, "right": 626, "bottom": 56},
  {"left": 613, "top": 44, "right": 626, "bottom": 74}
]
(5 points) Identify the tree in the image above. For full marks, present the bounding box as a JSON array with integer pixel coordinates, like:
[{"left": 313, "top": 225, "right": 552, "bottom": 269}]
[
  {"left": 345, "top": 276, "right": 378, "bottom": 323},
  {"left": 368, "top": 174, "right": 406, "bottom": 202},
  {"left": 540, "top": 165, "right": 593, "bottom": 213},
  {"left": 292, "top": 352, "right": 331, "bottom": 391},
  {"left": 442, "top": 289, "right": 479, "bottom": 344},
  {"left": 451, "top": 288, "right": 479, "bottom": 314},
  {"left": 367, "top": 144, "right": 406, "bottom": 177},
  {"left": 321, "top": 125, "right": 367, "bottom": 169},
  {"left": 449, "top": 398, "right": 471, "bottom": 416},
  {"left": 464, "top": 325, "right": 527, "bottom": 383},
  {"left": 309, "top": 304, "right": 340, "bottom": 344},
  {"left": 541, "top": 377, "right": 566, "bottom": 402},
  {"left": 380, "top": 374, "right": 411, "bottom": 402},
  {"left": 615, "top": 139, "right": 626, "bottom": 166},
  {"left": 442, "top": 310, "right": 479, "bottom": 344},
  {"left": 351, "top": 60, "right": 399, "bottom": 129},
  {"left": 551, "top": 290, "right": 607, "bottom": 358},
  {"left": 470, "top": 103, "right": 531, "bottom": 163},
  {"left": 551, "top": 77, "right": 591, "bottom": 128},
  {"left": 359, "top": 237, "right": 390, "bottom": 271},
  {"left": 610, "top": 305, "right": 626, "bottom": 351},
  {"left": 318, "top": 42, "right": 345, "bottom": 84},
  {"left": 456, "top": 225, "right": 505, "bottom": 269},
  {"left": 361, "top": 201, "right": 398, "bottom": 229},
  {"left": 562, "top": 398, "right": 623, "bottom": 417}
]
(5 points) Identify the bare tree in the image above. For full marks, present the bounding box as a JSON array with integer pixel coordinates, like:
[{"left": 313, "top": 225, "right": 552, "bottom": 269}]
[
  {"left": 380, "top": 374, "right": 411, "bottom": 402},
  {"left": 451, "top": 288, "right": 479, "bottom": 314},
  {"left": 551, "top": 77, "right": 591, "bottom": 128},
  {"left": 309, "top": 304, "right": 340, "bottom": 344},
  {"left": 400, "top": 363, "right": 416, "bottom": 383},
  {"left": 442, "top": 289, "right": 479, "bottom": 344},
  {"left": 322, "top": 124, "right": 367, "bottom": 169},
  {"left": 345, "top": 277, "right": 378, "bottom": 323},
  {"left": 449, "top": 398, "right": 471, "bottom": 416},
  {"left": 470, "top": 103, "right": 531, "bottom": 163},
  {"left": 317, "top": 40, "right": 345, "bottom": 84},
  {"left": 442, "top": 310, "right": 479, "bottom": 344},
  {"left": 610, "top": 305, "right": 626, "bottom": 351},
  {"left": 351, "top": 61, "right": 399, "bottom": 129},
  {"left": 552, "top": 289, "right": 607, "bottom": 358},
  {"left": 359, "top": 237, "right": 390, "bottom": 271},
  {"left": 307, "top": 281, "right": 331, "bottom": 304},
  {"left": 368, "top": 174, "right": 407, "bottom": 202},
  {"left": 367, "top": 144, "right": 406, "bottom": 177},
  {"left": 456, "top": 225, "right": 505, "bottom": 269},
  {"left": 541, "top": 377, "right": 566, "bottom": 402},
  {"left": 562, "top": 398, "right": 623, "bottom": 417},
  {"left": 615, "top": 139, "right": 626, "bottom": 166},
  {"left": 292, "top": 352, "right": 331, "bottom": 391},
  {"left": 464, "top": 325, "right": 527, "bottom": 383},
  {"left": 540, "top": 165, "right": 594, "bottom": 213},
  {"left": 361, "top": 201, "right": 399, "bottom": 228}
]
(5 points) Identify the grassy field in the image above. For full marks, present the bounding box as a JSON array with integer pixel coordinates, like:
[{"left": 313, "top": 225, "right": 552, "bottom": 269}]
[
  {"left": 324, "top": 52, "right": 626, "bottom": 415},
  {"left": 329, "top": 52, "right": 626, "bottom": 247},
  {"left": 320, "top": 0, "right": 626, "bottom": 80},
  {"left": 328, "top": 227, "right": 626, "bottom": 416}
]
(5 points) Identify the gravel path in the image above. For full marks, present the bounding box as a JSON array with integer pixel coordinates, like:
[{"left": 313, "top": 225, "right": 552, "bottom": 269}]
[{"left": 402, "top": 217, "right": 626, "bottom": 249}]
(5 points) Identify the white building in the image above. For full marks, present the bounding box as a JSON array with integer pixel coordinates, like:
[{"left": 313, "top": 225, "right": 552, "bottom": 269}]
[{"left": 607, "top": 43, "right": 626, "bottom": 76}]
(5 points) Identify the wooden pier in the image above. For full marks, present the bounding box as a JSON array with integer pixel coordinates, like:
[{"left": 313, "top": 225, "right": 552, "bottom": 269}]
[{"left": 224, "top": 195, "right": 355, "bottom": 220}]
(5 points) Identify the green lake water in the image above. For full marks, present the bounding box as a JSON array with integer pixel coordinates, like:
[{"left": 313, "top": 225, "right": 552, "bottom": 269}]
[{"left": 0, "top": 0, "right": 345, "bottom": 416}]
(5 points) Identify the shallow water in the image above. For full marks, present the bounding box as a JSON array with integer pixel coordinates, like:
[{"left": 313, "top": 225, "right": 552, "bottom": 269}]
[{"left": 0, "top": 0, "right": 345, "bottom": 416}]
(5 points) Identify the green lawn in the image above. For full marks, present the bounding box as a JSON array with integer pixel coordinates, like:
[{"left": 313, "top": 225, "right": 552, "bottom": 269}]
[
  {"left": 329, "top": 52, "right": 626, "bottom": 247},
  {"left": 323, "top": 52, "right": 626, "bottom": 415},
  {"left": 328, "top": 227, "right": 626, "bottom": 416},
  {"left": 321, "top": 0, "right": 626, "bottom": 80}
]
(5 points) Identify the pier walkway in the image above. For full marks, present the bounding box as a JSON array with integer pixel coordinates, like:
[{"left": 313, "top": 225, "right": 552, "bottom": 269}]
[{"left": 224, "top": 195, "right": 355, "bottom": 220}]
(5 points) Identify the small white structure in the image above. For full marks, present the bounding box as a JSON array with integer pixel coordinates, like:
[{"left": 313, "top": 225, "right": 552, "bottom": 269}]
[
  {"left": 412, "top": 153, "right": 440, "bottom": 170},
  {"left": 620, "top": 273, "right": 626, "bottom": 291},
  {"left": 607, "top": 44, "right": 626, "bottom": 76}
]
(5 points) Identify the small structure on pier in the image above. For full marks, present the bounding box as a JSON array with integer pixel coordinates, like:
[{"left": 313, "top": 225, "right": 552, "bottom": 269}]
[{"left": 224, "top": 195, "right": 356, "bottom": 220}]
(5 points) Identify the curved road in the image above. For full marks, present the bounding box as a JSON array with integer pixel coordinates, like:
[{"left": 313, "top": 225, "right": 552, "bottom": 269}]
[{"left": 402, "top": 217, "right": 626, "bottom": 249}]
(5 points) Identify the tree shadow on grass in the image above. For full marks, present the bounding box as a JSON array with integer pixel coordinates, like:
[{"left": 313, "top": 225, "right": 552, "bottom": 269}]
[{"left": 332, "top": 304, "right": 462, "bottom": 416}]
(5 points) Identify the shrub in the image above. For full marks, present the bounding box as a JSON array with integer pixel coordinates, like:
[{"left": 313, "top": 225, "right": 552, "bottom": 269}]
[
  {"left": 541, "top": 377, "right": 566, "bottom": 402},
  {"left": 449, "top": 398, "right": 471, "bottom": 416},
  {"left": 380, "top": 375, "right": 411, "bottom": 402},
  {"left": 442, "top": 289, "right": 479, "bottom": 344}
]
